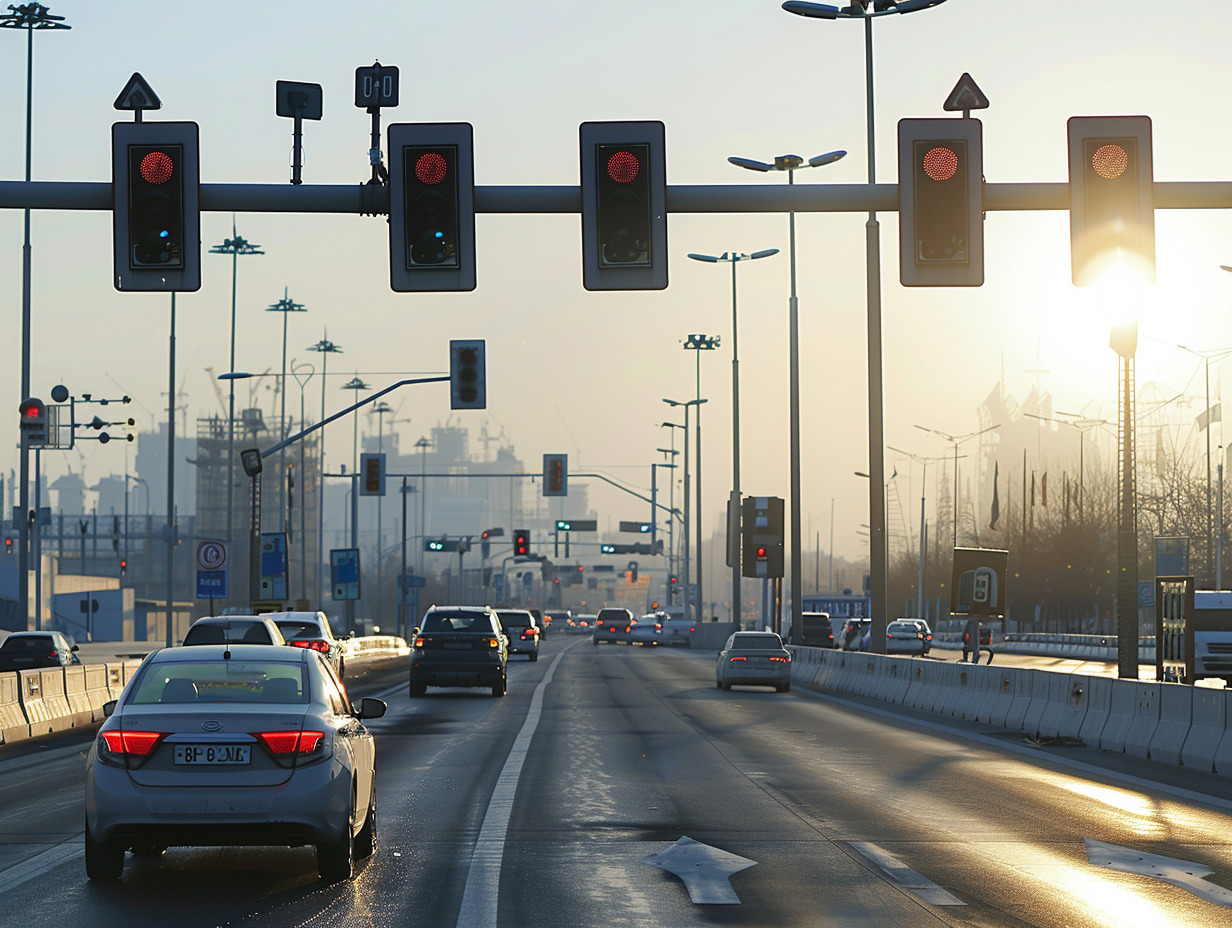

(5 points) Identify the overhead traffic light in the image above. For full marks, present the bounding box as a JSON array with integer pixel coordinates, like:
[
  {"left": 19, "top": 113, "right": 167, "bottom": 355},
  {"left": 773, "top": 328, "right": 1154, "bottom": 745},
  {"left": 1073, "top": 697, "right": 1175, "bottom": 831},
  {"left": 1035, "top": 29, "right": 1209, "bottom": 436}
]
[
  {"left": 19, "top": 398, "right": 48, "bottom": 448},
  {"left": 388, "top": 123, "right": 475, "bottom": 292},
  {"left": 580, "top": 121, "right": 667, "bottom": 291},
  {"left": 514, "top": 529, "right": 531, "bottom": 557},
  {"left": 544, "top": 453, "right": 567, "bottom": 497},
  {"left": 359, "top": 452, "right": 386, "bottom": 496},
  {"left": 1068, "top": 116, "right": 1155, "bottom": 287},
  {"left": 897, "top": 118, "right": 983, "bottom": 287},
  {"left": 449, "top": 339, "right": 486, "bottom": 410},
  {"left": 112, "top": 121, "right": 200, "bottom": 291}
]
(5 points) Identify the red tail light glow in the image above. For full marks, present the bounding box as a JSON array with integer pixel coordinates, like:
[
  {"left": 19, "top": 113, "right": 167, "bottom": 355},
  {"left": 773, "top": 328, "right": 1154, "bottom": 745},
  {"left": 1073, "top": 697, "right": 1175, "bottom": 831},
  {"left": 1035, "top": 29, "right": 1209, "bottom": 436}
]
[
  {"left": 256, "top": 730, "right": 325, "bottom": 755},
  {"left": 100, "top": 730, "right": 167, "bottom": 755},
  {"left": 768, "top": 656, "right": 790, "bottom": 663},
  {"left": 414, "top": 636, "right": 426, "bottom": 648},
  {"left": 729, "top": 656, "right": 747, "bottom": 662},
  {"left": 290, "top": 639, "right": 330, "bottom": 653}
]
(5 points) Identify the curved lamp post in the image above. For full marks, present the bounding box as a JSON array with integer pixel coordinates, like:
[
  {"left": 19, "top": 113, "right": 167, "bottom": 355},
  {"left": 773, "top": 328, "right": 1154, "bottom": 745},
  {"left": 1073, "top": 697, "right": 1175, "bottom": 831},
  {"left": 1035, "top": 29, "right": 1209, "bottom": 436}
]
[
  {"left": 729, "top": 149, "right": 845, "bottom": 636},
  {"left": 783, "top": 0, "right": 950, "bottom": 651},
  {"left": 688, "top": 251, "right": 778, "bottom": 626}
]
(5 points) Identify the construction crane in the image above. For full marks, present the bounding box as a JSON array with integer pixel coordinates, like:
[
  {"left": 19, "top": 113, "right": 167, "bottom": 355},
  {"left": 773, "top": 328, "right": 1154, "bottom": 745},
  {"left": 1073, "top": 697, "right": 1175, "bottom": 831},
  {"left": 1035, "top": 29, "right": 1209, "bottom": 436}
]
[{"left": 203, "top": 367, "right": 228, "bottom": 418}]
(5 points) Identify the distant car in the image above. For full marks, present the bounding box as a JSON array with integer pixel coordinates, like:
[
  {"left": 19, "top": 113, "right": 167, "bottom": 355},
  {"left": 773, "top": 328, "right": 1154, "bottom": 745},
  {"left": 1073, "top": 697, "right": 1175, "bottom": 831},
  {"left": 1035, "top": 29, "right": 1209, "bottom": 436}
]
[
  {"left": 409, "top": 606, "right": 508, "bottom": 697},
  {"left": 715, "top": 632, "right": 792, "bottom": 692},
  {"left": 571, "top": 614, "right": 597, "bottom": 633},
  {"left": 0, "top": 631, "right": 81, "bottom": 672},
  {"left": 267, "top": 611, "right": 348, "bottom": 678},
  {"left": 839, "top": 617, "right": 872, "bottom": 651},
  {"left": 543, "top": 610, "right": 571, "bottom": 637},
  {"left": 181, "top": 616, "right": 286, "bottom": 648},
  {"left": 788, "top": 612, "right": 836, "bottom": 649},
  {"left": 592, "top": 608, "right": 635, "bottom": 645},
  {"left": 886, "top": 619, "right": 932, "bottom": 655},
  {"left": 659, "top": 614, "right": 695, "bottom": 647},
  {"left": 629, "top": 616, "right": 662, "bottom": 646},
  {"left": 84, "top": 643, "right": 385, "bottom": 882},
  {"left": 497, "top": 609, "right": 541, "bottom": 661}
]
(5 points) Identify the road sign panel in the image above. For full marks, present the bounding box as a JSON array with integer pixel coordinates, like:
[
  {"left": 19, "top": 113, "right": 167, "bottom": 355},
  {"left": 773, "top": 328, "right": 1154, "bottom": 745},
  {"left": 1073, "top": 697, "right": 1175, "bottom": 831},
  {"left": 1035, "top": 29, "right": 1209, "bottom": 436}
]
[
  {"left": 114, "top": 72, "right": 162, "bottom": 112},
  {"left": 197, "top": 569, "right": 226, "bottom": 599},
  {"left": 196, "top": 540, "right": 227, "bottom": 571},
  {"left": 330, "top": 547, "right": 361, "bottom": 601}
]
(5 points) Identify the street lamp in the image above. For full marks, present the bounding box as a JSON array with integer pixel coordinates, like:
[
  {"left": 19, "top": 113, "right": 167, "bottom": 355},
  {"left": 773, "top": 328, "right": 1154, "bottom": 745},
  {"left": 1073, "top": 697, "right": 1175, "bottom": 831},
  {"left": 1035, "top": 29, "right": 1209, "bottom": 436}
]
[
  {"left": 661, "top": 421, "right": 688, "bottom": 616},
  {"left": 266, "top": 288, "right": 307, "bottom": 535},
  {"left": 415, "top": 436, "right": 433, "bottom": 576},
  {"left": 3, "top": 1, "right": 70, "bottom": 624},
  {"left": 291, "top": 360, "right": 315, "bottom": 601},
  {"left": 209, "top": 219, "right": 265, "bottom": 543},
  {"left": 342, "top": 375, "right": 371, "bottom": 626},
  {"left": 687, "top": 251, "right": 779, "bottom": 625},
  {"left": 681, "top": 332, "right": 719, "bottom": 616},
  {"left": 664, "top": 398, "right": 707, "bottom": 619},
  {"left": 729, "top": 148, "right": 846, "bottom": 640},
  {"left": 887, "top": 446, "right": 950, "bottom": 621},
  {"left": 371, "top": 400, "right": 394, "bottom": 600},
  {"left": 656, "top": 446, "right": 680, "bottom": 589},
  {"left": 784, "top": 0, "right": 950, "bottom": 651},
  {"left": 306, "top": 333, "right": 343, "bottom": 608},
  {"left": 914, "top": 423, "right": 999, "bottom": 549}
]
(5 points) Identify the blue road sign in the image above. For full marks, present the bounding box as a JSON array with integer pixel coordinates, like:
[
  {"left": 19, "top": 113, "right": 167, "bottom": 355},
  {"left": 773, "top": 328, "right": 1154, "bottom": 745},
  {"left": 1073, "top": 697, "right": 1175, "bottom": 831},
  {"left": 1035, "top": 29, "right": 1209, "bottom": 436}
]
[
  {"left": 330, "top": 547, "right": 360, "bottom": 601},
  {"left": 197, "top": 569, "right": 226, "bottom": 599},
  {"left": 1138, "top": 581, "right": 1155, "bottom": 609}
]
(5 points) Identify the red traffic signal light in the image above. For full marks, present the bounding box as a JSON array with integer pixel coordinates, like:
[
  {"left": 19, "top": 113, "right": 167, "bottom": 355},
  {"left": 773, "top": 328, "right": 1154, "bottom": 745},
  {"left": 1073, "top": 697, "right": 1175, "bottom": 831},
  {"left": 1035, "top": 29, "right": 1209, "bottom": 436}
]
[
  {"left": 388, "top": 122, "right": 476, "bottom": 292},
  {"left": 514, "top": 529, "right": 530, "bottom": 557},
  {"left": 757, "top": 547, "right": 767, "bottom": 559},
  {"left": 19, "top": 397, "right": 48, "bottom": 447},
  {"left": 580, "top": 121, "right": 668, "bottom": 291},
  {"left": 897, "top": 117, "right": 983, "bottom": 287},
  {"left": 112, "top": 121, "right": 200, "bottom": 292},
  {"left": 1068, "top": 116, "right": 1154, "bottom": 287}
]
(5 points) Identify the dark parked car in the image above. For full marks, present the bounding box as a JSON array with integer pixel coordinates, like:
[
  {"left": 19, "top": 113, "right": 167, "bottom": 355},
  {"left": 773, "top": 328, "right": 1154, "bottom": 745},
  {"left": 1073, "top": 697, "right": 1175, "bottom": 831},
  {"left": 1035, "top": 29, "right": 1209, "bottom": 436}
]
[
  {"left": 0, "top": 631, "right": 80, "bottom": 672},
  {"left": 788, "top": 612, "right": 836, "bottom": 648}
]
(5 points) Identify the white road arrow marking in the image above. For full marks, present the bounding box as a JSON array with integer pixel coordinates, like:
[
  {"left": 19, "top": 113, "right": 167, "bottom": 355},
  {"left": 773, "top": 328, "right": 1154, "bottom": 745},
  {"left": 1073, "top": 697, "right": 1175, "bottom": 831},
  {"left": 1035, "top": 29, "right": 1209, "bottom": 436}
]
[
  {"left": 850, "top": 842, "right": 966, "bottom": 906},
  {"left": 643, "top": 836, "right": 756, "bottom": 904},
  {"left": 1086, "top": 839, "right": 1232, "bottom": 907}
]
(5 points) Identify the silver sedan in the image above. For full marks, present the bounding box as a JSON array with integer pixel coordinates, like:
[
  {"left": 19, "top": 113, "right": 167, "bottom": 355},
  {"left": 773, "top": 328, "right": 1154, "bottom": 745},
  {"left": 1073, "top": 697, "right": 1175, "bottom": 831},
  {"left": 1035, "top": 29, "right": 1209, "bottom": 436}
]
[
  {"left": 715, "top": 631, "right": 792, "bottom": 692},
  {"left": 84, "top": 644, "right": 385, "bottom": 882}
]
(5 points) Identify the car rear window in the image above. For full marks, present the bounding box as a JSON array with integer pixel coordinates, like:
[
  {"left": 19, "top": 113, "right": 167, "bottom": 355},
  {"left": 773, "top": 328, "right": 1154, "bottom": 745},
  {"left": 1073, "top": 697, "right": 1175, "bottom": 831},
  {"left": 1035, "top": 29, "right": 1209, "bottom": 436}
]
[
  {"left": 499, "top": 613, "right": 532, "bottom": 628},
  {"left": 0, "top": 636, "right": 53, "bottom": 653},
  {"left": 183, "top": 621, "right": 272, "bottom": 645},
  {"left": 733, "top": 635, "right": 782, "bottom": 649},
  {"left": 275, "top": 620, "right": 318, "bottom": 638},
  {"left": 887, "top": 623, "right": 917, "bottom": 633},
  {"left": 423, "top": 613, "right": 488, "bottom": 632},
  {"left": 128, "top": 660, "right": 308, "bottom": 705}
]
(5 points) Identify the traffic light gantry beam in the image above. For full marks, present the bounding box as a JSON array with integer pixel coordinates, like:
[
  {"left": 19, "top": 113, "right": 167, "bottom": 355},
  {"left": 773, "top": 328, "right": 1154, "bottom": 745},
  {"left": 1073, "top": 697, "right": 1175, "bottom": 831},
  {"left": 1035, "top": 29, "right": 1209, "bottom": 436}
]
[{"left": 9, "top": 178, "right": 1232, "bottom": 214}]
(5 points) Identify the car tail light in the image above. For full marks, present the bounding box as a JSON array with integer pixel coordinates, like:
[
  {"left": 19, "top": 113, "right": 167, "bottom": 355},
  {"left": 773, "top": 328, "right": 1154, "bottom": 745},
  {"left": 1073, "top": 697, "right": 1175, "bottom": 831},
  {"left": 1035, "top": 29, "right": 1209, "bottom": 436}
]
[
  {"left": 100, "top": 730, "right": 166, "bottom": 755},
  {"left": 290, "top": 639, "right": 330, "bottom": 653},
  {"left": 769, "top": 655, "right": 789, "bottom": 663},
  {"left": 488, "top": 638, "right": 501, "bottom": 649},
  {"left": 256, "top": 730, "right": 326, "bottom": 755},
  {"left": 414, "top": 636, "right": 426, "bottom": 648},
  {"left": 729, "top": 656, "right": 747, "bottom": 662}
]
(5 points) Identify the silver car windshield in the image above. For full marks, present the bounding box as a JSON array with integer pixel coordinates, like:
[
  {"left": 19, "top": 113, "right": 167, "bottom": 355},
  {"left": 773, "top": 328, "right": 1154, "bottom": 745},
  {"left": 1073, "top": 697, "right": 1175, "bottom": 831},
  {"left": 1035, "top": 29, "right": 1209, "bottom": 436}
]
[{"left": 128, "top": 660, "right": 309, "bottom": 705}]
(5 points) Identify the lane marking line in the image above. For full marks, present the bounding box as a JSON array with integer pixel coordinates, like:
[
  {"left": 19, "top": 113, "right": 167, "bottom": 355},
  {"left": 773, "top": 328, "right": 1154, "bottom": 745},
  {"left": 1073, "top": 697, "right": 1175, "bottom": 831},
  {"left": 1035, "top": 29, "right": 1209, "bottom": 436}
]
[
  {"left": 849, "top": 841, "right": 965, "bottom": 906},
  {"left": 0, "top": 836, "right": 81, "bottom": 895}
]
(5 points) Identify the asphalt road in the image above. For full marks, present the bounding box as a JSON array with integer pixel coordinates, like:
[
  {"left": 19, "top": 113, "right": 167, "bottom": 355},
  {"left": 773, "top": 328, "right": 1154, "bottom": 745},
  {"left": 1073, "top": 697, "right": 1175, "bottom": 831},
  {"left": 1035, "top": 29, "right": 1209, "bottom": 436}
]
[{"left": 1, "top": 635, "right": 1231, "bottom": 927}]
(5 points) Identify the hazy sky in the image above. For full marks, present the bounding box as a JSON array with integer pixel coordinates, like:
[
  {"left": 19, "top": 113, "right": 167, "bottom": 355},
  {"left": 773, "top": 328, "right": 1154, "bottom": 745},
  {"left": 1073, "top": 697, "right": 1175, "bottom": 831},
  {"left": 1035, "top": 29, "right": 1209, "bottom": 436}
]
[{"left": 3, "top": 0, "right": 1232, "bottom": 562}]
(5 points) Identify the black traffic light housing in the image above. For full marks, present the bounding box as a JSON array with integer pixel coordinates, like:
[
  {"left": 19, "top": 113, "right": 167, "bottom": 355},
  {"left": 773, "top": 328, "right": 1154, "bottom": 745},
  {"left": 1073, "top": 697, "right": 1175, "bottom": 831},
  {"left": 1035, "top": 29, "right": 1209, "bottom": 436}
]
[
  {"left": 449, "top": 339, "right": 486, "bottom": 410},
  {"left": 897, "top": 117, "right": 983, "bottom": 287},
  {"left": 112, "top": 121, "right": 200, "bottom": 291},
  {"left": 19, "top": 397, "right": 48, "bottom": 448},
  {"left": 580, "top": 120, "right": 668, "bottom": 291},
  {"left": 742, "top": 496, "right": 784, "bottom": 579},
  {"left": 360, "top": 452, "right": 386, "bottom": 496},
  {"left": 514, "top": 529, "right": 531, "bottom": 557},
  {"left": 388, "top": 122, "right": 476, "bottom": 292},
  {"left": 1068, "top": 116, "right": 1155, "bottom": 287},
  {"left": 543, "top": 453, "right": 567, "bottom": 497}
]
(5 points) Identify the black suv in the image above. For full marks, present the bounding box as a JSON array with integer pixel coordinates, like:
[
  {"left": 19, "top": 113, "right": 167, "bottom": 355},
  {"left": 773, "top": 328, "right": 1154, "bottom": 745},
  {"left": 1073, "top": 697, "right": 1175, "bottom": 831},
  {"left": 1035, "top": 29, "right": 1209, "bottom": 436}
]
[{"left": 410, "top": 606, "right": 508, "bottom": 697}]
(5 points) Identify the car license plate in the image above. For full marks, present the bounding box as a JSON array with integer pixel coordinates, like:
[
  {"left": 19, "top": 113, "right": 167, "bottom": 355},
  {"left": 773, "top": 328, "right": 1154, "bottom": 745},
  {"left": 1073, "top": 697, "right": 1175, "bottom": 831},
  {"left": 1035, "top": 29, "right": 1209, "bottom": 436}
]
[
  {"left": 173, "top": 744, "right": 251, "bottom": 765},
  {"left": 443, "top": 641, "right": 473, "bottom": 649}
]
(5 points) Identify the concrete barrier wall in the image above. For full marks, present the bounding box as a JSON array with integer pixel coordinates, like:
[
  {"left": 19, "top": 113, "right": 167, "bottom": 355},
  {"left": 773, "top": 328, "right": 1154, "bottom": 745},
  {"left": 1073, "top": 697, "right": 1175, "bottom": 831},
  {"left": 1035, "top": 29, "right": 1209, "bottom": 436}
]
[
  {"left": 0, "top": 672, "right": 28, "bottom": 745},
  {"left": 18, "top": 668, "right": 55, "bottom": 737},
  {"left": 63, "top": 666, "right": 95, "bottom": 729},
  {"left": 793, "top": 645, "right": 1232, "bottom": 779},
  {"left": 1182, "top": 688, "right": 1227, "bottom": 773},
  {"left": 83, "top": 664, "right": 111, "bottom": 721},
  {"left": 37, "top": 668, "right": 74, "bottom": 734}
]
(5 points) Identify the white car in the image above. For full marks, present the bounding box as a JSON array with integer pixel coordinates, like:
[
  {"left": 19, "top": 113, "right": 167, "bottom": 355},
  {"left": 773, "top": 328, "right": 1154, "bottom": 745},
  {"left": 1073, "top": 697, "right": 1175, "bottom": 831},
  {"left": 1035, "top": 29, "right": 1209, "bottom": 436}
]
[
  {"left": 267, "top": 610, "right": 350, "bottom": 678},
  {"left": 84, "top": 644, "right": 385, "bottom": 882},
  {"left": 716, "top": 631, "right": 792, "bottom": 692}
]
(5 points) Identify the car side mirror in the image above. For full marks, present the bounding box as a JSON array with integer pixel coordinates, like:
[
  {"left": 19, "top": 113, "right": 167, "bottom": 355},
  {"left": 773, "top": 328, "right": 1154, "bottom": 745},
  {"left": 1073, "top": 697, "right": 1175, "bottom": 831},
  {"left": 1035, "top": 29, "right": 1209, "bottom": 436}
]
[
  {"left": 355, "top": 697, "right": 386, "bottom": 720},
  {"left": 102, "top": 700, "right": 117, "bottom": 718},
  {"left": 70, "top": 644, "right": 80, "bottom": 652}
]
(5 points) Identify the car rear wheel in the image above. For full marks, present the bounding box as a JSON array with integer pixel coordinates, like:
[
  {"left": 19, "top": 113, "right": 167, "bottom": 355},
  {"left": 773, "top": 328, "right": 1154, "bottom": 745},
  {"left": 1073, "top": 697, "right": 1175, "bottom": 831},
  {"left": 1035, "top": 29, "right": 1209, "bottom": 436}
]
[
  {"left": 530, "top": 651, "right": 539, "bottom": 662},
  {"left": 491, "top": 673, "right": 507, "bottom": 697},
  {"left": 408, "top": 682, "right": 427, "bottom": 697},
  {"left": 85, "top": 823, "right": 124, "bottom": 881}
]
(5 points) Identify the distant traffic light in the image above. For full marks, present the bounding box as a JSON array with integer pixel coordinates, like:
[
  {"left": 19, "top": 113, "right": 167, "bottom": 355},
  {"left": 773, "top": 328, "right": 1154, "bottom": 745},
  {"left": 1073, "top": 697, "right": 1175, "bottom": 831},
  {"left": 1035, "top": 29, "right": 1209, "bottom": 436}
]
[
  {"left": 449, "top": 339, "right": 486, "bottom": 410},
  {"left": 388, "top": 122, "right": 476, "bottom": 292},
  {"left": 580, "top": 121, "right": 668, "bottom": 291},
  {"left": 119, "top": 559, "right": 127, "bottom": 576},
  {"left": 1068, "top": 116, "right": 1155, "bottom": 287},
  {"left": 112, "top": 121, "right": 200, "bottom": 291},
  {"left": 514, "top": 529, "right": 531, "bottom": 557},
  {"left": 897, "top": 117, "right": 983, "bottom": 287},
  {"left": 19, "top": 397, "right": 48, "bottom": 448},
  {"left": 742, "top": 496, "right": 785, "bottom": 579},
  {"left": 544, "top": 453, "right": 567, "bottom": 497},
  {"left": 359, "top": 452, "right": 386, "bottom": 496},
  {"left": 4, "top": 537, "right": 12, "bottom": 555}
]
